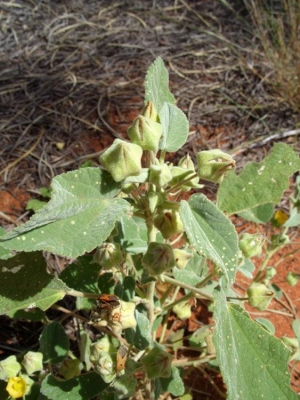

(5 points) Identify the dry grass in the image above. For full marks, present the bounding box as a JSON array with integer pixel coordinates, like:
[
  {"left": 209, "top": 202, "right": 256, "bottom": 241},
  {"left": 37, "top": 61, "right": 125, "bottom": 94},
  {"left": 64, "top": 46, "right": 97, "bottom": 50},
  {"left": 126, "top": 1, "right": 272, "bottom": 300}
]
[
  {"left": 0, "top": 0, "right": 299, "bottom": 196},
  {"left": 244, "top": 0, "right": 300, "bottom": 112}
]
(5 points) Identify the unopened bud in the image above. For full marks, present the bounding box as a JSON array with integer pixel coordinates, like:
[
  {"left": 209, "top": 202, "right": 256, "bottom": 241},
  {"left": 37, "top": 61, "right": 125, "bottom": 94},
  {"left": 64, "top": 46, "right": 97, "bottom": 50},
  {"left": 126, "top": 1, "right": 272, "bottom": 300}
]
[
  {"left": 141, "top": 345, "right": 173, "bottom": 379},
  {"left": 95, "top": 352, "right": 116, "bottom": 383},
  {"left": 173, "top": 301, "right": 192, "bottom": 319},
  {"left": 149, "top": 163, "right": 172, "bottom": 187},
  {"left": 247, "top": 282, "right": 274, "bottom": 311},
  {"left": 0, "top": 356, "right": 21, "bottom": 380},
  {"left": 99, "top": 139, "right": 142, "bottom": 182},
  {"left": 286, "top": 272, "right": 300, "bottom": 286},
  {"left": 142, "top": 242, "right": 175, "bottom": 275},
  {"left": 265, "top": 267, "right": 276, "bottom": 280},
  {"left": 154, "top": 202, "right": 184, "bottom": 239},
  {"left": 239, "top": 233, "right": 264, "bottom": 258},
  {"left": 22, "top": 351, "right": 43, "bottom": 375},
  {"left": 92, "top": 243, "right": 123, "bottom": 269},
  {"left": 90, "top": 337, "right": 114, "bottom": 363},
  {"left": 59, "top": 359, "right": 81, "bottom": 379},
  {"left": 169, "top": 167, "right": 201, "bottom": 192},
  {"left": 177, "top": 154, "right": 201, "bottom": 191},
  {"left": 141, "top": 101, "right": 159, "bottom": 122},
  {"left": 127, "top": 115, "right": 162, "bottom": 152},
  {"left": 173, "top": 249, "right": 192, "bottom": 269},
  {"left": 196, "top": 149, "right": 235, "bottom": 183},
  {"left": 148, "top": 192, "right": 163, "bottom": 213}
]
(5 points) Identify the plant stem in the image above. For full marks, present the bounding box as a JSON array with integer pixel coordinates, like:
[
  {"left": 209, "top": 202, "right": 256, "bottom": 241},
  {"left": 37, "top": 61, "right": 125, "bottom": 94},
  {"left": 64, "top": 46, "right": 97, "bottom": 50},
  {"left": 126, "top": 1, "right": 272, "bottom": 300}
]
[
  {"left": 160, "top": 275, "right": 214, "bottom": 300},
  {"left": 159, "top": 286, "right": 180, "bottom": 344},
  {"left": 165, "top": 172, "right": 199, "bottom": 194},
  {"left": 254, "top": 228, "right": 289, "bottom": 282}
]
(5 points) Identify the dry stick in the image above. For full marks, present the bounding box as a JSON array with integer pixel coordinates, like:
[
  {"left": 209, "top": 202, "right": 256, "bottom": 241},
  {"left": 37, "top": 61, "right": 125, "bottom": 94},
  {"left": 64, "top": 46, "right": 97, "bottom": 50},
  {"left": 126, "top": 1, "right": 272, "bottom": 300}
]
[
  {"left": 0, "top": 129, "right": 44, "bottom": 176},
  {"left": 97, "top": 94, "right": 124, "bottom": 139},
  {"left": 232, "top": 128, "right": 300, "bottom": 156}
]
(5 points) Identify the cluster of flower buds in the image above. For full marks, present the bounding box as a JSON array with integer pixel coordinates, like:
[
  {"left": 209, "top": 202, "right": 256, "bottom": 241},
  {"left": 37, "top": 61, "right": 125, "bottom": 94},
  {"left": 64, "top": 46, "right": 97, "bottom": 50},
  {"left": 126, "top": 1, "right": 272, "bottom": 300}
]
[
  {"left": 90, "top": 336, "right": 117, "bottom": 383},
  {"left": 0, "top": 353, "right": 42, "bottom": 399},
  {"left": 99, "top": 101, "right": 163, "bottom": 183}
]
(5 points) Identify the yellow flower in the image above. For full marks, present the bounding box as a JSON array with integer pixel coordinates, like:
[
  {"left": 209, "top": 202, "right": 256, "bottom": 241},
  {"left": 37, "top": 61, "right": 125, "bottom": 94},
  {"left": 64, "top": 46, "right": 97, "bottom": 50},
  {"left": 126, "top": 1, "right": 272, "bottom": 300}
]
[
  {"left": 6, "top": 377, "right": 27, "bottom": 399},
  {"left": 273, "top": 209, "right": 289, "bottom": 226}
]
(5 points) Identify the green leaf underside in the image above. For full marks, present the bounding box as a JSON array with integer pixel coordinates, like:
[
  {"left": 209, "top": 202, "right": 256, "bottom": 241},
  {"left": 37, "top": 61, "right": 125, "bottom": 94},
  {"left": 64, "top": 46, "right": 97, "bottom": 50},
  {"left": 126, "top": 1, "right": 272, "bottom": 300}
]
[
  {"left": 155, "top": 366, "right": 185, "bottom": 397},
  {"left": 0, "top": 252, "right": 68, "bottom": 315},
  {"left": 144, "top": 56, "right": 176, "bottom": 112},
  {"left": 238, "top": 203, "right": 274, "bottom": 223},
  {"left": 60, "top": 256, "right": 99, "bottom": 294},
  {"left": 173, "top": 252, "right": 205, "bottom": 287},
  {"left": 0, "top": 227, "right": 10, "bottom": 260},
  {"left": 124, "top": 308, "right": 151, "bottom": 350},
  {"left": 213, "top": 289, "right": 298, "bottom": 400},
  {"left": 59, "top": 256, "right": 99, "bottom": 310},
  {"left": 41, "top": 372, "right": 109, "bottom": 400},
  {"left": 217, "top": 143, "right": 300, "bottom": 215},
  {"left": 40, "top": 322, "right": 69, "bottom": 363},
  {"left": 159, "top": 103, "right": 189, "bottom": 152},
  {"left": 0, "top": 168, "right": 129, "bottom": 257},
  {"left": 180, "top": 194, "right": 239, "bottom": 287},
  {"left": 115, "top": 215, "right": 148, "bottom": 254}
]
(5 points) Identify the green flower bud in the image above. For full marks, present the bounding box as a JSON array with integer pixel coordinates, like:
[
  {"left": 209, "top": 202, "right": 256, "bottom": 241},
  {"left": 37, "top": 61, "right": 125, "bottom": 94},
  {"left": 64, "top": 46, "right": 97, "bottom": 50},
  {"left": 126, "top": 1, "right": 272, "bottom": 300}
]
[
  {"left": 173, "top": 249, "right": 192, "bottom": 269},
  {"left": 0, "top": 356, "right": 21, "bottom": 380},
  {"left": 99, "top": 139, "right": 142, "bottom": 182},
  {"left": 173, "top": 301, "right": 192, "bottom": 319},
  {"left": 149, "top": 163, "right": 172, "bottom": 187},
  {"left": 118, "top": 300, "right": 137, "bottom": 330},
  {"left": 169, "top": 166, "right": 201, "bottom": 192},
  {"left": 286, "top": 272, "right": 300, "bottom": 286},
  {"left": 90, "top": 337, "right": 115, "bottom": 363},
  {"left": 97, "top": 301, "right": 137, "bottom": 336},
  {"left": 265, "top": 267, "right": 276, "bottom": 280},
  {"left": 239, "top": 233, "right": 264, "bottom": 258},
  {"left": 247, "top": 283, "right": 274, "bottom": 311},
  {"left": 59, "top": 358, "right": 82, "bottom": 379},
  {"left": 271, "top": 233, "right": 290, "bottom": 247},
  {"left": 148, "top": 192, "right": 164, "bottom": 213},
  {"left": 177, "top": 154, "right": 201, "bottom": 191},
  {"left": 142, "top": 242, "right": 175, "bottom": 275},
  {"left": 141, "top": 101, "right": 159, "bottom": 122},
  {"left": 22, "top": 351, "right": 43, "bottom": 375},
  {"left": 127, "top": 115, "right": 162, "bottom": 152},
  {"left": 141, "top": 345, "right": 173, "bottom": 379},
  {"left": 93, "top": 243, "right": 124, "bottom": 269},
  {"left": 154, "top": 202, "right": 184, "bottom": 239},
  {"left": 196, "top": 149, "right": 235, "bottom": 183},
  {"left": 95, "top": 352, "right": 116, "bottom": 383},
  {"left": 121, "top": 183, "right": 134, "bottom": 194}
]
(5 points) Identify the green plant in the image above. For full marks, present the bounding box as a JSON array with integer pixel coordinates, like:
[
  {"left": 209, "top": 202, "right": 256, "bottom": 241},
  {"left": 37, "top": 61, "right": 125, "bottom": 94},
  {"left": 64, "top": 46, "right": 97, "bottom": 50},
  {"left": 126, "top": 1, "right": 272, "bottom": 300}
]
[{"left": 0, "top": 57, "right": 300, "bottom": 399}]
